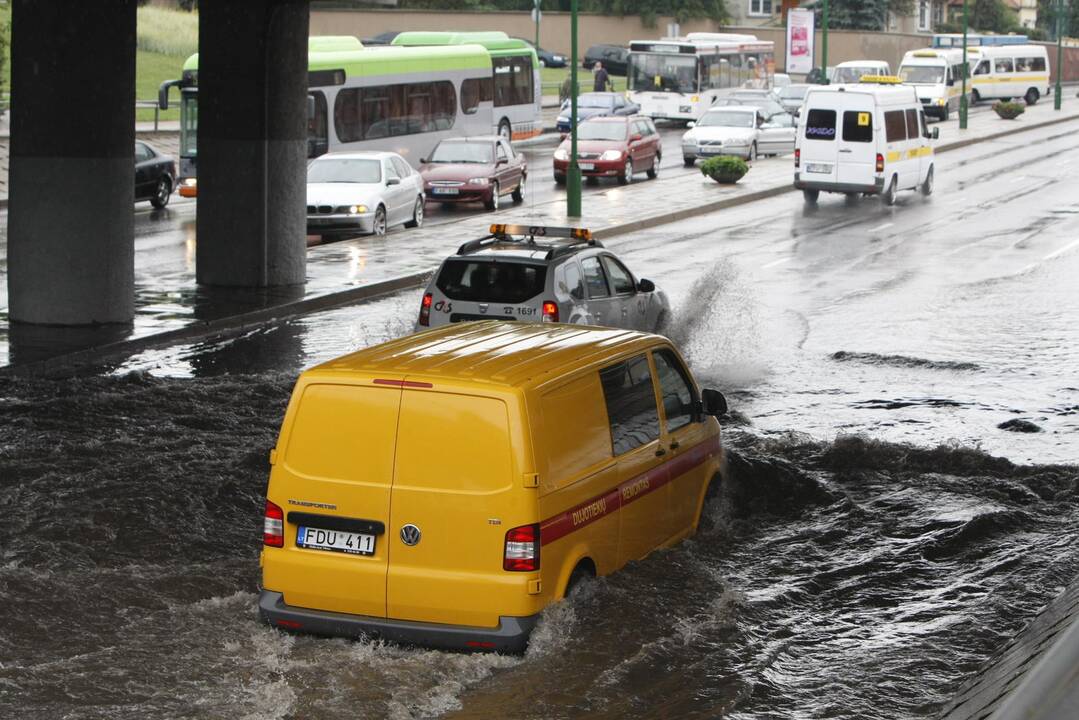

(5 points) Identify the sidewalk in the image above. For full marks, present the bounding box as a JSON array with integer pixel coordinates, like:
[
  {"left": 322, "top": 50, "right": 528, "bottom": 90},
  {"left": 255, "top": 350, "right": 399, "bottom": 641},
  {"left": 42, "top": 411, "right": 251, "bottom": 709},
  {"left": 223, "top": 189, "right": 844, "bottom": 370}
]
[{"left": 3, "top": 99, "right": 1078, "bottom": 371}]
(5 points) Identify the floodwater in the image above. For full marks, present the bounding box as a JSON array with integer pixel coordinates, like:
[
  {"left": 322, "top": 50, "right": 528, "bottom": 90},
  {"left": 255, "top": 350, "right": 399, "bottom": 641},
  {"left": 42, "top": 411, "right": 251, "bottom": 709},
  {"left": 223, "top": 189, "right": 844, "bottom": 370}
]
[{"left": 3, "top": 121, "right": 1079, "bottom": 718}]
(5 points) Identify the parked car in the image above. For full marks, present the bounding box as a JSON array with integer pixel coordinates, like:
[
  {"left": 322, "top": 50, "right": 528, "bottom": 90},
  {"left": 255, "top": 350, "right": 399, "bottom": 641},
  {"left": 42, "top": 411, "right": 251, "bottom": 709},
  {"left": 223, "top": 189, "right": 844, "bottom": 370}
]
[
  {"left": 420, "top": 136, "right": 527, "bottom": 211},
  {"left": 681, "top": 105, "right": 795, "bottom": 164},
  {"left": 775, "top": 83, "right": 812, "bottom": 115},
  {"left": 553, "top": 115, "right": 661, "bottom": 185},
  {"left": 555, "top": 92, "right": 640, "bottom": 132},
  {"left": 583, "top": 44, "right": 629, "bottom": 76},
  {"left": 306, "top": 151, "right": 425, "bottom": 237},
  {"left": 831, "top": 60, "right": 891, "bottom": 85},
  {"left": 417, "top": 224, "right": 670, "bottom": 332},
  {"left": 513, "top": 38, "right": 566, "bottom": 68},
  {"left": 134, "top": 140, "right": 176, "bottom": 209},
  {"left": 712, "top": 91, "right": 787, "bottom": 120}
]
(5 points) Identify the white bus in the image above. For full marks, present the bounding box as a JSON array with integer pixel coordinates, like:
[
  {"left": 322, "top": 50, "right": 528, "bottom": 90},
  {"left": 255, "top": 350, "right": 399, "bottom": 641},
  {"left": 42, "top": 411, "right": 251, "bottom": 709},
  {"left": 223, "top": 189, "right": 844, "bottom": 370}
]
[
  {"left": 160, "top": 37, "right": 495, "bottom": 196},
  {"left": 627, "top": 33, "right": 776, "bottom": 123},
  {"left": 967, "top": 44, "right": 1050, "bottom": 105},
  {"left": 391, "top": 31, "right": 542, "bottom": 142},
  {"left": 897, "top": 48, "right": 970, "bottom": 121}
]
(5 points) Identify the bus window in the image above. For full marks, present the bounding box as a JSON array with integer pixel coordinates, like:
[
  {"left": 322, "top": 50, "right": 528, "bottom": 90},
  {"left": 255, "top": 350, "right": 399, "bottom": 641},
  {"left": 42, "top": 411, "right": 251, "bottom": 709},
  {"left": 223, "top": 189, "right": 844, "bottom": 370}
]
[
  {"left": 180, "top": 92, "right": 198, "bottom": 157},
  {"left": 973, "top": 60, "right": 990, "bottom": 75},
  {"left": 334, "top": 88, "right": 363, "bottom": 142},
  {"left": 994, "top": 58, "right": 1014, "bottom": 73},
  {"left": 363, "top": 87, "right": 390, "bottom": 140},
  {"left": 307, "top": 91, "right": 328, "bottom": 158},
  {"left": 492, "top": 56, "right": 533, "bottom": 108},
  {"left": 628, "top": 53, "right": 697, "bottom": 93},
  {"left": 461, "top": 78, "right": 482, "bottom": 114}
]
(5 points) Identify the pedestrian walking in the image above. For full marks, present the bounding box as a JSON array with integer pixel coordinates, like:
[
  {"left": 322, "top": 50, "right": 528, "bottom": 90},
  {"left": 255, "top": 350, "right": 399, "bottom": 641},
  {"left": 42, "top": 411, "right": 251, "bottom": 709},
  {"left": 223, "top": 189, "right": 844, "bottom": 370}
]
[
  {"left": 593, "top": 62, "right": 612, "bottom": 93},
  {"left": 560, "top": 73, "right": 573, "bottom": 104}
]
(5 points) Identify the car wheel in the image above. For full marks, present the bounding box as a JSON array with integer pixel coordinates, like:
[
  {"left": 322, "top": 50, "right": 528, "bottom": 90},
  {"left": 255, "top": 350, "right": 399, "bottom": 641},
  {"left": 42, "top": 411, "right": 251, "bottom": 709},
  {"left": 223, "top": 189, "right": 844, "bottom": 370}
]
[
  {"left": 150, "top": 175, "right": 172, "bottom": 209},
  {"left": 554, "top": 173, "right": 566, "bottom": 185},
  {"left": 941, "top": 103, "right": 949, "bottom": 121},
  {"left": 747, "top": 142, "right": 757, "bottom": 162},
  {"left": 653, "top": 309, "right": 670, "bottom": 335},
  {"left": 683, "top": 156, "right": 695, "bottom": 168},
  {"left": 921, "top": 165, "right": 934, "bottom": 197},
  {"left": 646, "top": 153, "right": 659, "bottom": 179},
  {"left": 484, "top": 181, "right": 500, "bottom": 211},
  {"left": 565, "top": 563, "right": 595, "bottom": 599},
  {"left": 497, "top": 119, "right": 512, "bottom": 143},
  {"left": 971, "top": 89, "right": 981, "bottom": 104},
  {"left": 803, "top": 188, "right": 819, "bottom": 204},
  {"left": 373, "top": 205, "right": 387, "bottom": 236},
  {"left": 1024, "top": 88, "right": 1039, "bottom": 105},
  {"left": 619, "top": 158, "right": 633, "bottom": 185},
  {"left": 585, "top": 175, "right": 599, "bottom": 185},
  {"left": 883, "top": 175, "right": 898, "bottom": 206},
  {"left": 404, "top": 195, "right": 424, "bottom": 228},
  {"left": 511, "top": 174, "right": 525, "bottom": 203}
]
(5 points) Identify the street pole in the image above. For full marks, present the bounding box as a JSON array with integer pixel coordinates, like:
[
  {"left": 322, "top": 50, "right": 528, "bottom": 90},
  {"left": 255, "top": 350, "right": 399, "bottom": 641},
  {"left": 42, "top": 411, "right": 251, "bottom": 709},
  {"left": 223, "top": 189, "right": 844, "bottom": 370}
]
[
  {"left": 822, "top": 0, "right": 829, "bottom": 83},
  {"left": 1055, "top": 0, "right": 1064, "bottom": 110},
  {"left": 534, "top": 0, "right": 540, "bottom": 56},
  {"left": 567, "top": 0, "right": 582, "bottom": 217},
  {"left": 960, "top": 0, "right": 968, "bottom": 129}
]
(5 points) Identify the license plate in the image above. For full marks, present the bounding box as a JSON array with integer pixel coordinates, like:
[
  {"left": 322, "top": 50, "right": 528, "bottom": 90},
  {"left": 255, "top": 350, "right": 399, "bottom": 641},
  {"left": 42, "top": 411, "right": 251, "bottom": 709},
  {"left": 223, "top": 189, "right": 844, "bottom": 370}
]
[
  {"left": 431, "top": 187, "right": 459, "bottom": 195},
  {"left": 297, "top": 526, "right": 375, "bottom": 556},
  {"left": 700, "top": 148, "right": 721, "bottom": 155},
  {"left": 806, "top": 163, "right": 832, "bottom": 174},
  {"left": 652, "top": 95, "right": 667, "bottom": 101},
  {"left": 579, "top": 162, "right": 595, "bottom": 170}
]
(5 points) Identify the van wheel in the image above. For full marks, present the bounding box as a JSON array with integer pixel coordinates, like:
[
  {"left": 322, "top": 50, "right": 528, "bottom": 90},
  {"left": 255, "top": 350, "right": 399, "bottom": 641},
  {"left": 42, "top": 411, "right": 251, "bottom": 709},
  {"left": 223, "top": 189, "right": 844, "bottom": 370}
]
[
  {"left": 971, "top": 89, "right": 981, "bottom": 105},
  {"left": 883, "top": 175, "right": 898, "bottom": 206},
  {"left": 921, "top": 165, "right": 934, "bottom": 196},
  {"left": 554, "top": 173, "right": 566, "bottom": 185},
  {"left": 803, "top": 188, "right": 819, "bottom": 204},
  {"left": 940, "top": 103, "right": 949, "bottom": 121},
  {"left": 1024, "top": 88, "right": 1040, "bottom": 105},
  {"left": 683, "top": 156, "right": 695, "bottom": 167},
  {"left": 565, "top": 562, "right": 596, "bottom": 599}
]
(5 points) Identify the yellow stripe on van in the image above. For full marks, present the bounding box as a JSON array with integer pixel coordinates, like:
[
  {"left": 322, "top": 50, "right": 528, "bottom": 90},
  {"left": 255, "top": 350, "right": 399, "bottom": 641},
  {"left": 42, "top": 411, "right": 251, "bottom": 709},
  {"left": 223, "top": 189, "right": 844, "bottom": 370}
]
[
  {"left": 972, "top": 75, "right": 1049, "bottom": 85},
  {"left": 905, "top": 147, "right": 933, "bottom": 159},
  {"left": 886, "top": 151, "right": 901, "bottom": 162}
]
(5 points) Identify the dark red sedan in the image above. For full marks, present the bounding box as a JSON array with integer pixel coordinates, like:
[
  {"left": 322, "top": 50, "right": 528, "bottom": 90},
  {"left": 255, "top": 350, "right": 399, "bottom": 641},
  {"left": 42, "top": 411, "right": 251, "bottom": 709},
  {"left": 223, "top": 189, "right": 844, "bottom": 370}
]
[
  {"left": 553, "top": 116, "right": 661, "bottom": 186},
  {"left": 419, "top": 136, "right": 527, "bottom": 211}
]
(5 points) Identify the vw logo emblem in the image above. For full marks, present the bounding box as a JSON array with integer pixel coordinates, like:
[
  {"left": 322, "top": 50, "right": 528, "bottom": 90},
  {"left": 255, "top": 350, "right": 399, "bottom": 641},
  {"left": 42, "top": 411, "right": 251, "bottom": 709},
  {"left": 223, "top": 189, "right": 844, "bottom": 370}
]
[{"left": 400, "top": 524, "right": 422, "bottom": 546}]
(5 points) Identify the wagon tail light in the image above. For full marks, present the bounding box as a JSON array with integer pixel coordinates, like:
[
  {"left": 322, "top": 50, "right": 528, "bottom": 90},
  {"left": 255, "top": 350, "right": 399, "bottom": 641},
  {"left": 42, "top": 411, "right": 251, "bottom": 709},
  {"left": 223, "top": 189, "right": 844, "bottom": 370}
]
[
  {"left": 503, "top": 523, "right": 540, "bottom": 571},
  {"left": 264, "top": 500, "right": 284, "bottom": 548},
  {"left": 875, "top": 153, "right": 885, "bottom": 172},
  {"left": 794, "top": 148, "right": 800, "bottom": 168},
  {"left": 418, "top": 292, "right": 432, "bottom": 326},
  {"left": 541, "top": 301, "right": 559, "bottom": 323}
]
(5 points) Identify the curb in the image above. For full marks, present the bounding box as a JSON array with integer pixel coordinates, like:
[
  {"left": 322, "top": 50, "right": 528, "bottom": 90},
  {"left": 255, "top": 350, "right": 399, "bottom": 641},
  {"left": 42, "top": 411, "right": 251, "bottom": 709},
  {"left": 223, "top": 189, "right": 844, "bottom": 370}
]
[{"left": 4, "top": 108, "right": 1078, "bottom": 376}]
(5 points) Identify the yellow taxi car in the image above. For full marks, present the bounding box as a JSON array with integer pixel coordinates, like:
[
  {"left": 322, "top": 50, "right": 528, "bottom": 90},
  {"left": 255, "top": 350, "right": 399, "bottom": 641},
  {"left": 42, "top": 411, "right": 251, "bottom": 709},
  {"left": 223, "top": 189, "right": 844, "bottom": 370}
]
[{"left": 259, "top": 321, "right": 728, "bottom": 652}]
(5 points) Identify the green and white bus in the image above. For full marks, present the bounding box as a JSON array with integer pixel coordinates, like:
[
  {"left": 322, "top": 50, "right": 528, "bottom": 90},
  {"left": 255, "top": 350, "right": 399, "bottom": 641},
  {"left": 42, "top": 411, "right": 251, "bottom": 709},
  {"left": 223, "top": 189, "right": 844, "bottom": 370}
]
[
  {"left": 391, "top": 31, "right": 542, "bottom": 142},
  {"left": 160, "top": 36, "right": 494, "bottom": 196}
]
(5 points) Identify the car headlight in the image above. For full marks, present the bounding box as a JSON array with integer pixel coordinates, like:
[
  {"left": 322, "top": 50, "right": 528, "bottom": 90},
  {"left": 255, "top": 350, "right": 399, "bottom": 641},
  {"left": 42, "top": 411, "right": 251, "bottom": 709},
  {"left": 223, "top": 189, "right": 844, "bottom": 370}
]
[
  {"left": 554, "top": 148, "right": 569, "bottom": 161},
  {"left": 468, "top": 177, "right": 490, "bottom": 186},
  {"left": 348, "top": 204, "right": 367, "bottom": 215},
  {"left": 600, "top": 150, "right": 623, "bottom": 161},
  {"left": 553, "top": 55, "right": 564, "bottom": 62},
  {"left": 557, "top": 116, "right": 569, "bottom": 124}
]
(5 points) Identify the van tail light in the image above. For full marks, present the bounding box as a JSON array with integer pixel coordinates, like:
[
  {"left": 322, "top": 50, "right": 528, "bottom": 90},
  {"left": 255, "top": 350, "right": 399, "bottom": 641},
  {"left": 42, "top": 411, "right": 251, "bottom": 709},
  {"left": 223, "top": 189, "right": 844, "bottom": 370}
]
[
  {"left": 264, "top": 500, "right": 284, "bottom": 547},
  {"left": 875, "top": 153, "right": 885, "bottom": 172},
  {"left": 541, "top": 301, "right": 559, "bottom": 323},
  {"left": 794, "top": 148, "right": 800, "bottom": 168},
  {"left": 503, "top": 523, "right": 540, "bottom": 571},
  {"left": 418, "top": 292, "right": 432, "bottom": 326}
]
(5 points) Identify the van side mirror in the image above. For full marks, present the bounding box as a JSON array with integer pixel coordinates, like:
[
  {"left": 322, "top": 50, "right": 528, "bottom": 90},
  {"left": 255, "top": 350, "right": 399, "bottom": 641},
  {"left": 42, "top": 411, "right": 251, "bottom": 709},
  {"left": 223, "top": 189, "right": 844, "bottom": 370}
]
[
  {"left": 700, "top": 388, "right": 728, "bottom": 417},
  {"left": 637, "top": 278, "right": 655, "bottom": 293},
  {"left": 931, "top": 127, "right": 939, "bottom": 140}
]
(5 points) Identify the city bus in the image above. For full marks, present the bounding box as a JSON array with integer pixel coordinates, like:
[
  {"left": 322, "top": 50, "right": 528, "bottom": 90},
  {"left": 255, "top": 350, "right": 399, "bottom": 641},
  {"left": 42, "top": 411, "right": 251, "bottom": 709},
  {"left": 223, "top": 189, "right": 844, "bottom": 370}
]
[
  {"left": 932, "top": 33, "right": 1028, "bottom": 48},
  {"left": 627, "top": 33, "right": 776, "bottom": 123},
  {"left": 159, "top": 37, "right": 494, "bottom": 197},
  {"left": 391, "top": 31, "right": 542, "bottom": 142}
]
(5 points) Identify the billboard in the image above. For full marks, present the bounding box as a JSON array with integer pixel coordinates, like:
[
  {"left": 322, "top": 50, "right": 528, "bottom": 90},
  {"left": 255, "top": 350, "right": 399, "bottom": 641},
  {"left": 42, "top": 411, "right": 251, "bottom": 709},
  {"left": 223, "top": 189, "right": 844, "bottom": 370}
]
[{"left": 786, "top": 8, "right": 815, "bottom": 75}]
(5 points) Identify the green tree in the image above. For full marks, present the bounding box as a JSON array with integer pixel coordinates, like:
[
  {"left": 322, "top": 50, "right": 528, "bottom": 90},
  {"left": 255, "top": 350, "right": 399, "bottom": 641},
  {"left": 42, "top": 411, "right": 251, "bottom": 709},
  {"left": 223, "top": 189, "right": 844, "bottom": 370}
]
[
  {"left": 1038, "top": 0, "right": 1079, "bottom": 38},
  {"left": 807, "top": 0, "right": 913, "bottom": 31},
  {"left": 970, "top": 0, "right": 1021, "bottom": 32}
]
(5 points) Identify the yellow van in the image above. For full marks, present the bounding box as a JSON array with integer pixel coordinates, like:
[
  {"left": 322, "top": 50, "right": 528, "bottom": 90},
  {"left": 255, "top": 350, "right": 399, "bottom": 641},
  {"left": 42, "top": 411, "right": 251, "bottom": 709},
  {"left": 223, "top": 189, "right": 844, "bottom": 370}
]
[{"left": 259, "top": 321, "right": 728, "bottom": 652}]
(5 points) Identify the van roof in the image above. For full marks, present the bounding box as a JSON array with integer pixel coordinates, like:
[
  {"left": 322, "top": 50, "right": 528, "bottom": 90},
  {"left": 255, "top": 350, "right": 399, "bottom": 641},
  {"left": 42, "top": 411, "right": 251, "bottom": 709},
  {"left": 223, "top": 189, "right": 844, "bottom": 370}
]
[
  {"left": 308, "top": 321, "right": 658, "bottom": 389},
  {"left": 804, "top": 84, "right": 917, "bottom": 102}
]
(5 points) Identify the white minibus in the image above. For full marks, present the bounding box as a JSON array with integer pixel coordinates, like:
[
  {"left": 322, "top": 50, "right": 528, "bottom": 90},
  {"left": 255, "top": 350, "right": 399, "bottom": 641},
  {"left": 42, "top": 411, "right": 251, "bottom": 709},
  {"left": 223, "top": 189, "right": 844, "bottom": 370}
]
[
  {"left": 968, "top": 45, "right": 1051, "bottom": 105},
  {"left": 897, "top": 48, "right": 969, "bottom": 120}
]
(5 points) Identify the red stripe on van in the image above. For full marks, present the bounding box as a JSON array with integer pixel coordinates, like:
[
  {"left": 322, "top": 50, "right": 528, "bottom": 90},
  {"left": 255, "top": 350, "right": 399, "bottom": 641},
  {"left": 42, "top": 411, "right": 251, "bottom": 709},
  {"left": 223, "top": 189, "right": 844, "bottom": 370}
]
[
  {"left": 373, "top": 379, "right": 434, "bottom": 389},
  {"left": 540, "top": 435, "right": 721, "bottom": 547}
]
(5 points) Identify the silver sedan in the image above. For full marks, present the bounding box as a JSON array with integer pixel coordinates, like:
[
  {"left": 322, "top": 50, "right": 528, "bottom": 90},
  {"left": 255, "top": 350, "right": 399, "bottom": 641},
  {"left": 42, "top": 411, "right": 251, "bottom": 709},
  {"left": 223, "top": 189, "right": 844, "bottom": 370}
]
[{"left": 306, "top": 151, "right": 426, "bottom": 237}]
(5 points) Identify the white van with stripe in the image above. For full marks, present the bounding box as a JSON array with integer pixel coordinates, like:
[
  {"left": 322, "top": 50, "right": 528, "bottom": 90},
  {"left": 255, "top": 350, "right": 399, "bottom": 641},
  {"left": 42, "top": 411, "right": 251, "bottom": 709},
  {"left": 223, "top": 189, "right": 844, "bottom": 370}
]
[
  {"left": 898, "top": 48, "right": 969, "bottom": 120},
  {"left": 794, "top": 77, "right": 939, "bottom": 206},
  {"left": 968, "top": 44, "right": 1051, "bottom": 106}
]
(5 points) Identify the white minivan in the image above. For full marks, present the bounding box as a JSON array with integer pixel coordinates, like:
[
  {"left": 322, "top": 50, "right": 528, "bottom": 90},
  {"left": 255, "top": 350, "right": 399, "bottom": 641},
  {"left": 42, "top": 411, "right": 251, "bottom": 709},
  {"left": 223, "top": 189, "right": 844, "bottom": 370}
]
[
  {"left": 831, "top": 60, "right": 891, "bottom": 85},
  {"left": 898, "top": 48, "right": 968, "bottom": 120},
  {"left": 794, "top": 78, "right": 939, "bottom": 206},
  {"left": 969, "top": 45, "right": 1051, "bottom": 105}
]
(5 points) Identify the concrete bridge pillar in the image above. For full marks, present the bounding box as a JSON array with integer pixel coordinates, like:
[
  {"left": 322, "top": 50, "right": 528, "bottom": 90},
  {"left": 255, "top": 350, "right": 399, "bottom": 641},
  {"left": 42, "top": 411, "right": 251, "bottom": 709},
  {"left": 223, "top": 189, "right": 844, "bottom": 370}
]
[
  {"left": 196, "top": 0, "right": 309, "bottom": 288},
  {"left": 7, "top": 0, "right": 137, "bottom": 326}
]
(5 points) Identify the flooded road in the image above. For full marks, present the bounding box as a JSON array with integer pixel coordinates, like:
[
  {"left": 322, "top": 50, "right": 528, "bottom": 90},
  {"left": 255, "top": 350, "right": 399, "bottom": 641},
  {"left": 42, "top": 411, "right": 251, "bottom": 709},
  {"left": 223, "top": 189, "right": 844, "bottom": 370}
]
[{"left": 2, "top": 119, "right": 1079, "bottom": 718}]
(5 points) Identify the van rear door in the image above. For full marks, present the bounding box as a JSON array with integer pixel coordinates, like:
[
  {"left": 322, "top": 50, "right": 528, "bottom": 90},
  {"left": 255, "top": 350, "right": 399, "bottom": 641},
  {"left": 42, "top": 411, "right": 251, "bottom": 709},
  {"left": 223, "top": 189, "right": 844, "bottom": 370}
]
[
  {"left": 387, "top": 387, "right": 524, "bottom": 628},
  {"left": 800, "top": 100, "right": 841, "bottom": 184},
  {"left": 835, "top": 97, "right": 876, "bottom": 188},
  {"left": 267, "top": 380, "right": 401, "bottom": 618}
]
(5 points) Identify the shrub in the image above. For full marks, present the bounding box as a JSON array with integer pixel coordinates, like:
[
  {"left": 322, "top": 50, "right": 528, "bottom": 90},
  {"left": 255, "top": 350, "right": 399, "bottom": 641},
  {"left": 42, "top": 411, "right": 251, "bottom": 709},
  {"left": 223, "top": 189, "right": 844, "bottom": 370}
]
[
  {"left": 700, "top": 155, "right": 749, "bottom": 184},
  {"left": 993, "top": 100, "right": 1025, "bottom": 120}
]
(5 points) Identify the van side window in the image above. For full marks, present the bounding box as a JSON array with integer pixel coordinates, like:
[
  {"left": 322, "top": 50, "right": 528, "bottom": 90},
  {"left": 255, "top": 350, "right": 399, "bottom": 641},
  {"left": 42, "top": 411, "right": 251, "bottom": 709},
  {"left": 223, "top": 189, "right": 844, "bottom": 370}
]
[
  {"left": 653, "top": 350, "right": 696, "bottom": 433},
  {"left": 994, "top": 58, "right": 1014, "bottom": 74},
  {"left": 1029, "top": 57, "right": 1047, "bottom": 72},
  {"left": 599, "top": 356, "right": 660, "bottom": 456},
  {"left": 804, "top": 109, "right": 837, "bottom": 141},
  {"left": 905, "top": 109, "right": 919, "bottom": 140},
  {"left": 841, "top": 110, "right": 873, "bottom": 143},
  {"left": 974, "top": 60, "right": 990, "bottom": 76},
  {"left": 884, "top": 110, "right": 907, "bottom": 143}
]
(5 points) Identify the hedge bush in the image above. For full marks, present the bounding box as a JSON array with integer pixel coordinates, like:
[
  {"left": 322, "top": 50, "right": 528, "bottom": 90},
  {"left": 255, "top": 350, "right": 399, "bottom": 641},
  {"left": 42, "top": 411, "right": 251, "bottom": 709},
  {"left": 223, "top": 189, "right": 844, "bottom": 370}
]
[
  {"left": 700, "top": 155, "right": 749, "bottom": 184},
  {"left": 993, "top": 101, "right": 1025, "bottom": 120}
]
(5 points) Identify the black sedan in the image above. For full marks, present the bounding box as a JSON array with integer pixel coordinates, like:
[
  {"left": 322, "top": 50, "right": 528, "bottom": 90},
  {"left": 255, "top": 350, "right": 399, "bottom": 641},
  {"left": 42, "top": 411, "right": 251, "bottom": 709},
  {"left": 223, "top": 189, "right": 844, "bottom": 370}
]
[
  {"left": 583, "top": 44, "right": 629, "bottom": 76},
  {"left": 555, "top": 92, "right": 640, "bottom": 133},
  {"left": 135, "top": 140, "right": 175, "bottom": 209},
  {"left": 513, "top": 38, "right": 567, "bottom": 68}
]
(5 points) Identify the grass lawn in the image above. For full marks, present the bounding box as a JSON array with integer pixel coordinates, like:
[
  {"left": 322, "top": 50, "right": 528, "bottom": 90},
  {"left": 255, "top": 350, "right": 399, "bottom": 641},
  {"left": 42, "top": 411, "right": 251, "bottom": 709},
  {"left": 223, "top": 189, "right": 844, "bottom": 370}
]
[
  {"left": 137, "top": 49, "right": 186, "bottom": 123},
  {"left": 540, "top": 65, "right": 627, "bottom": 98}
]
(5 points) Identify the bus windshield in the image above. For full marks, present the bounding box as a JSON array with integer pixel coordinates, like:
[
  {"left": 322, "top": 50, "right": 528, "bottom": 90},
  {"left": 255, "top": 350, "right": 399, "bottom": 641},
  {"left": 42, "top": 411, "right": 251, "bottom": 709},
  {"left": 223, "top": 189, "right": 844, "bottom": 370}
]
[
  {"left": 180, "top": 92, "right": 198, "bottom": 158},
  {"left": 900, "top": 65, "right": 945, "bottom": 84},
  {"left": 628, "top": 53, "right": 698, "bottom": 94},
  {"left": 307, "top": 158, "right": 382, "bottom": 184}
]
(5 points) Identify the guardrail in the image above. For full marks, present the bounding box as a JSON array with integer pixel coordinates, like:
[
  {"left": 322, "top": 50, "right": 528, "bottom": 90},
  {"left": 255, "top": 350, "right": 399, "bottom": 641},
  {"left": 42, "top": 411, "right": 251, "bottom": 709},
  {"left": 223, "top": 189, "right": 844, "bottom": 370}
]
[{"left": 136, "top": 100, "right": 163, "bottom": 131}]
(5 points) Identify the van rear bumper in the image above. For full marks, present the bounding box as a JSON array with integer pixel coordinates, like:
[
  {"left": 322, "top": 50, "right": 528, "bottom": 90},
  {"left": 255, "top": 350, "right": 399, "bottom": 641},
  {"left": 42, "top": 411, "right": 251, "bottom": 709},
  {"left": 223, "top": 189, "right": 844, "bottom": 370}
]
[
  {"left": 794, "top": 175, "right": 885, "bottom": 194},
  {"left": 258, "top": 590, "right": 539, "bottom": 654}
]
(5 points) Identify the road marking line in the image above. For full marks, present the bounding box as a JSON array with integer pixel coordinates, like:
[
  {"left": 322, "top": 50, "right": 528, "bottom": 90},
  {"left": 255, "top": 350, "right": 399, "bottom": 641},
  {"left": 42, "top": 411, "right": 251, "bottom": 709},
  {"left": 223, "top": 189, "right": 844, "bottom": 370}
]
[
  {"left": 1009, "top": 175, "right": 1027, "bottom": 183},
  {"left": 1044, "top": 239, "right": 1079, "bottom": 261},
  {"left": 761, "top": 257, "right": 792, "bottom": 269},
  {"left": 868, "top": 222, "right": 894, "bottom": 232}
]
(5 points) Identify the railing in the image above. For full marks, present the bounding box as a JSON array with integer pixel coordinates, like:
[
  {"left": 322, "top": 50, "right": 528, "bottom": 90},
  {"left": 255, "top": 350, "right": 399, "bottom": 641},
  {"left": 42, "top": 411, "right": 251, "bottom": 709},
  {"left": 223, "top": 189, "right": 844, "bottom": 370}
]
[{"left": 135, "top": 100, "right": 163, "bottom": 131}]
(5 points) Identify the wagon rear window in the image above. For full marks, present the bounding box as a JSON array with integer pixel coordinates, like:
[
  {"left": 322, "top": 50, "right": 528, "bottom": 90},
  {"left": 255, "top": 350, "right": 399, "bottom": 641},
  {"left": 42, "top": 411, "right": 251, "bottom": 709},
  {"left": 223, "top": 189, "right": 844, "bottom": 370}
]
[
  {"left": 436, "top": 259, "right": 547, "bottom": 304},
  {"left": 804, "top": 109, "right": 837, "bottom": 141},
  {"left": 842, "top": 110, "right": 874, "bottom": 142}
]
